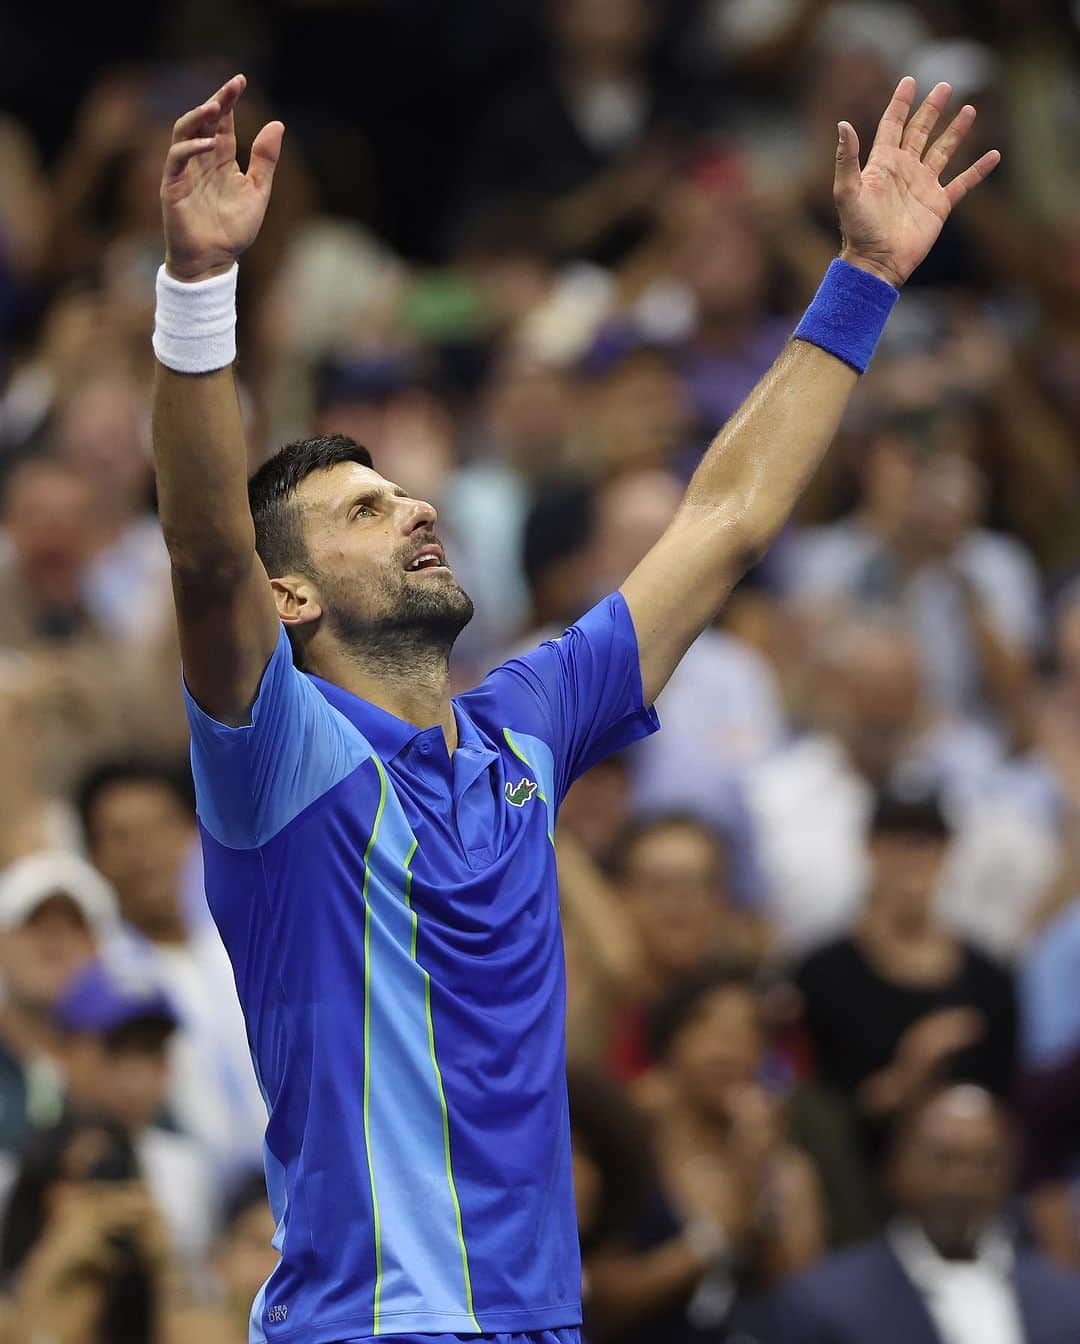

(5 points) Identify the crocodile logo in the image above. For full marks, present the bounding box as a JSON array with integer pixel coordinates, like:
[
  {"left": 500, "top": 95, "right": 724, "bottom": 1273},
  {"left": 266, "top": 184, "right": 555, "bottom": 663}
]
[{"left": 505, "top": 777, "right": 538, "bottom": 808}]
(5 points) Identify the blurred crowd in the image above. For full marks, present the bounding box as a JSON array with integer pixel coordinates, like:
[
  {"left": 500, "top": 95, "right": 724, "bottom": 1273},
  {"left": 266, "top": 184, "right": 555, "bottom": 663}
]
[{"left": 0, "top": 0, "right": 1079, "bottom": 1340}]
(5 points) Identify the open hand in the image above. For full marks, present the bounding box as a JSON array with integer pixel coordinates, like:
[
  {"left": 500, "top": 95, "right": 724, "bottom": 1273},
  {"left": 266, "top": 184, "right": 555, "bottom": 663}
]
[
  {"left": 160, "top": 73, "right": 283, "bottom": 282},
  {"left": 835, "top": 77, "right": 1000, "bottom": 289},
  {"left": 897, "top": 1007, "right": 985, "bottom": 1083}
]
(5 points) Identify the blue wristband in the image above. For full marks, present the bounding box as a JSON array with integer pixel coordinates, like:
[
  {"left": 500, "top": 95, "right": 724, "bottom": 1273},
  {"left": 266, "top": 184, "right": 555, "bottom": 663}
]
[{"left": 793, "top": 258, "right": 899, "bottom": 374}]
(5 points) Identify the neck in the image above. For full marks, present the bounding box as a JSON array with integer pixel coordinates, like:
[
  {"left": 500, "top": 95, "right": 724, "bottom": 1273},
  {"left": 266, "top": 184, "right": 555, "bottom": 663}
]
[
  {"left": 1056, "top": 671, "right": 1080, "bottom": 712},
  {"left": 863, "top": 901, "right": 934, "bottom": 944},
  {"left": 664, "top": 1095, "right": 731, "bottom": 1154},
  {"left": 0, "top": 1000, "right": 61, "bottom": 1062},
  {"left": 563, "top": 53, "right": 638, "bottom": 86},
  {"left": 899, "top": 1216, "right": 984, "bottom": 1264},
  {"left": 314, "top": 641, "right": 458, "bottom": 752},
  {"left": 142, "top": 917, "right": 189, "bottom": 946}
]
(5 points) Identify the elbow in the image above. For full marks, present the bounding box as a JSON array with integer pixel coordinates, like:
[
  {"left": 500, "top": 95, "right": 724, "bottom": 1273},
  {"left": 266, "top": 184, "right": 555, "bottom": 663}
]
[
  {"left": 727, "top": 498, "right": 783, "bottom": 571},
  {"left": 714, "top": 518, "right": 774, "bottom": 586},
  {"left": 164, "top": 530, "right": 257, "bottom": 590},
  {"left": 682, "top": 495, "right": 776, "bottom": 579}
]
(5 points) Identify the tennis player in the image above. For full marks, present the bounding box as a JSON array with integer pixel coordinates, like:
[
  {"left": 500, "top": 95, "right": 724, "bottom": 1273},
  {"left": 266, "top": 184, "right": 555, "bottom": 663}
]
[{"left": 151, "top": 72, "right": 998, "bottom": 1344}]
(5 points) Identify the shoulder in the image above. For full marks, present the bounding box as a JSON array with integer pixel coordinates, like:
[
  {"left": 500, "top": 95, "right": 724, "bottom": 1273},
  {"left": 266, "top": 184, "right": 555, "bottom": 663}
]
[
  {"left": 964, "top": 528, "right": 1040, "bottom": 580},
  {"left": 797, "top": 936, "right": 860, "bottom": 985},
  {"left": 962, "top": 942, "right": 1015, "bottom": 989},
  {"left": 1016, "top": 1249, "right": 1080, "bottom": 1303},
  {"left": 785, "top": 1239, "right": 894, "bottom": 1302}
]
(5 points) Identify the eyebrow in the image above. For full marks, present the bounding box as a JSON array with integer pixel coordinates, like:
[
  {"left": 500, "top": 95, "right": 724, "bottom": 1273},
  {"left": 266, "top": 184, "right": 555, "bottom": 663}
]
[{"left": 346, "top": 485, "right": 410, "bottom": 512}]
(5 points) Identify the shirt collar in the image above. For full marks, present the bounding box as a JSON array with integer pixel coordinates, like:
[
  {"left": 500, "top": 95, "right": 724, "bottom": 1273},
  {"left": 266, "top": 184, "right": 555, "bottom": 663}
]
[
  {"left": 306, "top": 672, "right": 496, "bottom": 766},
  {"left": 889, "top": 1216, "right": 1015, "bottom": 1290},
  {"left": 306, "top": 672, "right": 429, "bottom": 760}
]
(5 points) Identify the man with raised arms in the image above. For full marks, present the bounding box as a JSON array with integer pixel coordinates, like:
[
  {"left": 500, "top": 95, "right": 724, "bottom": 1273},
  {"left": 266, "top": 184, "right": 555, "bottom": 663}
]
[{"left": 151, "top": 71, "right": 998, "bottom": 1344}]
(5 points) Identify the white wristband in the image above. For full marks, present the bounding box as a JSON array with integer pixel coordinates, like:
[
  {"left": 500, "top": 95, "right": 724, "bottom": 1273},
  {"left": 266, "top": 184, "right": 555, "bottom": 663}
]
[{"left": 152, "top": 263, "right": 238, "bottom": 374}]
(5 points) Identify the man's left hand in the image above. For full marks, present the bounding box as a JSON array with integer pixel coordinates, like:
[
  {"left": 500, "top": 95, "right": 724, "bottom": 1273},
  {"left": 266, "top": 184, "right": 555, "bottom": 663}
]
[{"left": 835, "top": 77, "right": 1001, "bottom": 289}]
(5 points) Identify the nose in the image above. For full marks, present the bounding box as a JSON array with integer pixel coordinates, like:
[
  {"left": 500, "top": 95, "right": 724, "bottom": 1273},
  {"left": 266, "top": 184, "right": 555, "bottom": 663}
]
[{"left": 402, "top": 496, "right": 437, "bottom": 534}]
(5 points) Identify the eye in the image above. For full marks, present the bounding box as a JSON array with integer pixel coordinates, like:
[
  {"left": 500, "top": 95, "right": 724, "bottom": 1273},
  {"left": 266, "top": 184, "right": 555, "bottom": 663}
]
[{"left": 351, "top": 503, "right": 374, "bottom": 520}]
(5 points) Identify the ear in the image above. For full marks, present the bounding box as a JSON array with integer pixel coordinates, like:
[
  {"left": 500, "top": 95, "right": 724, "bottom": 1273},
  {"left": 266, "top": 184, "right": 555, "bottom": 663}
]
[{"left": 271, "top": 574, "right": 324, "bottom": 632}]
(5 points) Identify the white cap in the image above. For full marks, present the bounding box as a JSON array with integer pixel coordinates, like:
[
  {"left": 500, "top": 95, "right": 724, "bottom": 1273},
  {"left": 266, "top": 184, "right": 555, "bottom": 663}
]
[{"left": 0, "top": 851, "right": 119, "bottom": 937}]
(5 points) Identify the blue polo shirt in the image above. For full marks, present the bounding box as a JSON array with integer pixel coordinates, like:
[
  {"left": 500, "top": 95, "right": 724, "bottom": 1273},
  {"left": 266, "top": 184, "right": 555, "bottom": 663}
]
[{"left": 184, "top": 593, "right": 659, "bottom": 1344}]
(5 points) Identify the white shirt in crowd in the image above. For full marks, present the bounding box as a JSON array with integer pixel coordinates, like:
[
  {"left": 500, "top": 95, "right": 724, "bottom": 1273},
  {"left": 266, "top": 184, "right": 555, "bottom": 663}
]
[
  {"left": 747, "top": 733, "right": 1060, "bottom": 957},
  {"left": 136, "top": 1125, "right": 215, "bottom": 1270},
  {"left": 889, "top": 1219, "right": 1023, "bottom": 1344},
  {"left": 109, "top": 922, "right": 267, "bottom": 1179}
]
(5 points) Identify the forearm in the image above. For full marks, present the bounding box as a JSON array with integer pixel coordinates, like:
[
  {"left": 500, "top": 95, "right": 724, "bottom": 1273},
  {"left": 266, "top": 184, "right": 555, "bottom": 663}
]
[
  {"left": 586, "top": 1238, "right": 709, "bottom": 1334},
  {"left": 151, "top": 263, "right": 256, "bottom": 575},
  {"left": 153, "top": 361, "right": 255, "bottom": 574},
  {"left": 685, "top": 254, "right": 900, "bottom": 553},
  {"left": 683, "top": 337, "right": 857, "bottom": 562},
  {"left": 858, "top": 1057, "right": 936, "bottom": 1118},
  {"left": 556, "top": 832, "right": 644, "bottom": 992},
  {"left": 623, "top": 260, "right": 897, "bottom": 703}
]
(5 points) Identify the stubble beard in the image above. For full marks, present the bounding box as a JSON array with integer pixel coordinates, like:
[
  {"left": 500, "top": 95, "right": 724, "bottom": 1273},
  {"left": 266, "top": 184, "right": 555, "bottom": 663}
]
[{"left": 318, "top": 565, "right": 475, "bottom": 681}]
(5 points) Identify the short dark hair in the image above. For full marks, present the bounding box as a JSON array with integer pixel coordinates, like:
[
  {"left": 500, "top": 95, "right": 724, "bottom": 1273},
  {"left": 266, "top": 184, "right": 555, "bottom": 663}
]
[
  {"left": 247, "top": 433, "right": 373, "bottom": 579},
  {"left": 76, "top": 757, "right": 195, "bottom": 846},
  {"left": 870, "top": 785, "right": 950, "bottom": 841},
  {"left": 566, "top": 1066, "right": 656, "bottom": 1254},
  {"left": 609, "top": 810, "right": 729, "bottom": 882},
  {"left": 221, "top": 1168, "right": 270, "bottom": 1235},
  {"left": 522, "top": 477, "right": 594, "bottom": 592},
  {"left": 646, "top": 961, "right": 759, "bottom": 1062}
]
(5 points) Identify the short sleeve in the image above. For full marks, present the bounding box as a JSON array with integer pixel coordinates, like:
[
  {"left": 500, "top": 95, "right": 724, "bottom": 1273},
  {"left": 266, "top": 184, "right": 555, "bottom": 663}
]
[
  {"left": 480, "top": 593, "right": 660, "bottom": 802},
  {"left": 183, "top": 625, "right": 370, "bottom": 850}
]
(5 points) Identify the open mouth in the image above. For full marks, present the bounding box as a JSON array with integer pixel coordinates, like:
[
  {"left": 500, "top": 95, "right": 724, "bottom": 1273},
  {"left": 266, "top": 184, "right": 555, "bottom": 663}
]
[{"left": 405, "top": 544, "right": 449, "bottom": 574}]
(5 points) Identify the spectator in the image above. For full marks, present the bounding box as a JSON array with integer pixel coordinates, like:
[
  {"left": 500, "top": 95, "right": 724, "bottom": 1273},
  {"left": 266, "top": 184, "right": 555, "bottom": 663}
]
[
  {"left": 579, "top": 342, "right": 693, "bottom": 475},
  {"left": 749, "top": 611, "right": 1059, "bottom": 955},
  {"left": 0, "top": 457, "right": 128, "bottom": 792},
  {"left": 55, "top": 957, "right": 216, "bottom": 1272},
  {"left": 769, "top": 1084, "right": 1080, "bottom": 1344},
  {"left": 521, "top": 462, "right": 779, "bottom": 896},
  {"left": 670, "top": 190, "right": 792, "bottom": 444},
  {"left": 0, "top": 852, "right": 115, "bottom": 1160},
  {"left": 50, "top": 368, "right": 170, "bottom": 644},
  {"left": 795, "top": 787, "right": 1017, "bottom": 1168},
  {"left": 788, "top": 435, "right": 1043, "bottom": 729},
  {"left": 456, "top": 0, "right": 700, "bottom": 262},
  {"left": 170, "top": 1170, "right": 280, "bottom": 1343},
  {"left": 1035, "top": 580, "right": 1080, "bottom": 810},
  {"left": 570, "top": 1065, "right": 734, "bottom": 1344},
  {"left": 519, "top": 475, "right": 598, "bottom": 635},
  {"left": 77, "top": 760, "right": 266, "bottom": 1176},
  {"left": 627, "top": 965, "right": 825, "bottom": 1340},
  {"left": 0, "top": 1111, "right": 176, "bottom": 1344},
  {"left": 211, "top": 1173, "right": 279, "bottom": 1341},
  {"left": 607, "top": 815, "right": 771, "bottom": 1081},
  {"left": 559, "top": 753, "right": 633, "bottom": 865},
  {"left": 559, "top": 825, "right": 644, "bottom": 1067},
  {"left": 1015, "top": 866, "right": 1080, "bottom": 1269},
  {"left": 445, "top": 346, "right": 581, "bottom": 645}
]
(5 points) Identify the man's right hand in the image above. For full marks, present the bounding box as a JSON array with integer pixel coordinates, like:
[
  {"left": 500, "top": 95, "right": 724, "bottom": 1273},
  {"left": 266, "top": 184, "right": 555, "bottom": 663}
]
[
  {"left": 897, "top": 1007, "right": 985, "bottom": 1083},
  {"left": 160, "top": 73, "right": 283, "bottom": 282}
]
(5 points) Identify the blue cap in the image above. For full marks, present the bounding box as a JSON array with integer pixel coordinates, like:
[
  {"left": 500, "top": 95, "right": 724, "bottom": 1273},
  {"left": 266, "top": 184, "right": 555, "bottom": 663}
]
[{"left": 55, "top": 959, "right": 178, "bottom": 1036}]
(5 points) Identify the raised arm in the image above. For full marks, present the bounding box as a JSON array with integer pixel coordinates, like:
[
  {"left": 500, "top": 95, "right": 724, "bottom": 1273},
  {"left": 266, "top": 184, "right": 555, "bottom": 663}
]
[
  {"left": 621, "top": 77, "right": 1000, "bottom": 704},
  {"left": 152, "top": 74, "right": 284, "bottom": 726}
]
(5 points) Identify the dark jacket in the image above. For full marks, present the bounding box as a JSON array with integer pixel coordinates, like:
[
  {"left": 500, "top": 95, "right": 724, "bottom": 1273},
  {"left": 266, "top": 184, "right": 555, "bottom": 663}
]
[{"left": 765, "top": 1235, "right": 1080, "bottom": 1344}]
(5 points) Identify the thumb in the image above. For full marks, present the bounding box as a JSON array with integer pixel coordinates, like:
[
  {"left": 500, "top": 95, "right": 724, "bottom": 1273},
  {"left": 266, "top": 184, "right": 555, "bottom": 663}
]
[
  {"left": 248, "top": 120, "right": 285, "bottom": 194},
  {"left": 833, "top": 121, "right": 861, "bottom": 208}
]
